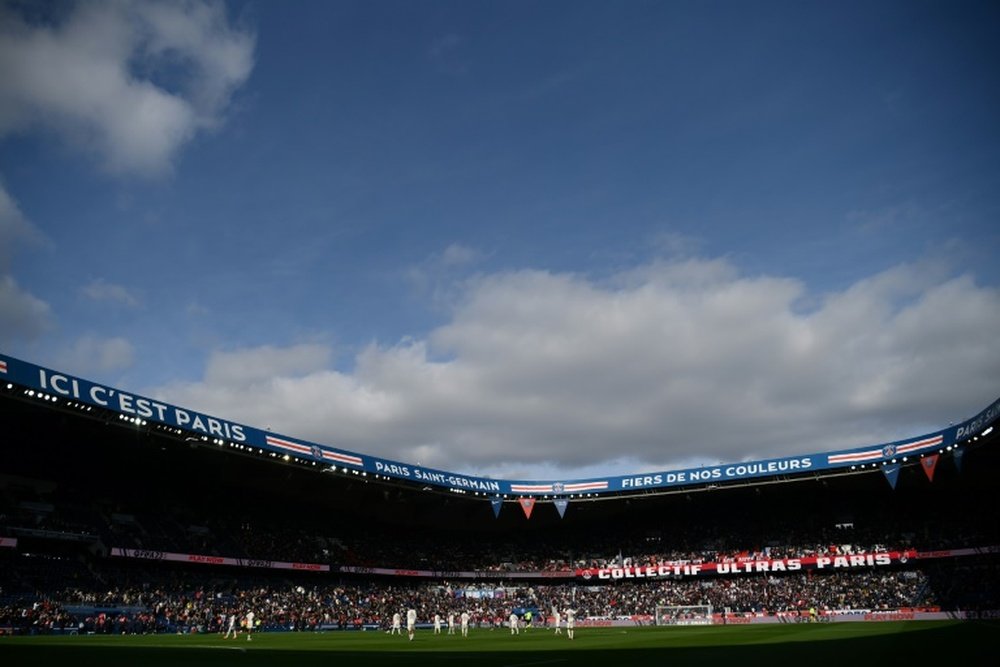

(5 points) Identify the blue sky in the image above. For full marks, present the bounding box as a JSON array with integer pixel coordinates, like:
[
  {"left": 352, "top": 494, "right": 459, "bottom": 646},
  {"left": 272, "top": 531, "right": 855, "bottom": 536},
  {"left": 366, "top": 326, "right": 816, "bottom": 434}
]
[{"left": 1, "top": 0, "right": 998, "bottom": 481}]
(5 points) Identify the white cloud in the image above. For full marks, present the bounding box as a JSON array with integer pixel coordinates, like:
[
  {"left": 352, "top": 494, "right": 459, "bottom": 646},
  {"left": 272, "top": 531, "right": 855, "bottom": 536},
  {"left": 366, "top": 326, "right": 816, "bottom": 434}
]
[
  {"left": 156, "top": 259, "right": 1000, "bottom": 479},
  {"left": 0, "top": 183, "right": 51, "bottom": 342},
  {"left": 55, "top": 335, "right": 135, "bottom": 374},
  {"left": 648, "top": 231, "right": 702, "bottom": 259},
  {"left": 0, "top": 181, "right": 44, "bottom": 272},
  {"left": 441, "top": 243, "right": 480, "bottom": 267},
  {"left": 203, "top": 344, "right": 332, "bottom": 387},
  {"left": 846, "top": 202, "right": 923, "bottom": 234},
  {"left": 0, "top": 0, "right": 255, "bottom": 176},
  {"left": 406, "top": 243, "right": 484, "bottom": 308},
  {"left": 81, "top": 278, "right": 140, "bottom": 308},
  {"left": 0, "top": 275, "right": 53, "bottom": 342}
]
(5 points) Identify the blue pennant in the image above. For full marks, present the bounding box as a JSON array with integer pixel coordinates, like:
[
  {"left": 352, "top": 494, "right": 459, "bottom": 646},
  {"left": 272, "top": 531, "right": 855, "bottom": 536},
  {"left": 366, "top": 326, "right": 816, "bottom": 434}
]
[{"left": 882, "top": 463, "right": 902, "bottom": 490}]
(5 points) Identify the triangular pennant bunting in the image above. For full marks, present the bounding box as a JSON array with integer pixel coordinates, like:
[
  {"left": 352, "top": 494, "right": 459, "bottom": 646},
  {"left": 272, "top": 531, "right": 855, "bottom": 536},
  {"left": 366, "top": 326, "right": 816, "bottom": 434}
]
[
  {"left": 519, "top": 497, "right": 536, "bottom": 519},
  {"left": 921, "top": 454, "right": 939, "bottom": 482},
  {"left": 953, "top": 447, "right": 964, "bottom": 473},
  {"left": 882, "top": 463, "right": 901, "bottom": 490},
  {"left": 491, "top": 498, "right": 503, "bottom": 518},
  {"left": 553, "top": 498, "right": 568, "bottom": 519}
]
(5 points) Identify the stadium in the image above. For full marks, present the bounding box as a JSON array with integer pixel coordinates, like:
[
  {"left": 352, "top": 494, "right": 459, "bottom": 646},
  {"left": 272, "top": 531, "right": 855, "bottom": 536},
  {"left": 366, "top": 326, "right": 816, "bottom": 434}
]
[{"left": 0, "top": 351, "right": 997, "bottom": 666}]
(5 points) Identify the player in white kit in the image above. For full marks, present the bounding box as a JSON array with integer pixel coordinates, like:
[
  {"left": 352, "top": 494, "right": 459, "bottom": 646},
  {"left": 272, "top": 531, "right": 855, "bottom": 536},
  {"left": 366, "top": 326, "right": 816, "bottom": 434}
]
[
  {"left": 224, "top": 612, "right": 237, "bottom": 638},
  {"left": 406, "top": 608, "right": 417, "bottom": 641}
]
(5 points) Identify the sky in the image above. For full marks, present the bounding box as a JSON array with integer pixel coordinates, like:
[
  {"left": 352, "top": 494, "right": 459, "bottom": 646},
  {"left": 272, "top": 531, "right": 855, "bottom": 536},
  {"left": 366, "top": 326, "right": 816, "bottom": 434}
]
[{"left": 1, "top": 0, "right": 998, "bottom": 482}]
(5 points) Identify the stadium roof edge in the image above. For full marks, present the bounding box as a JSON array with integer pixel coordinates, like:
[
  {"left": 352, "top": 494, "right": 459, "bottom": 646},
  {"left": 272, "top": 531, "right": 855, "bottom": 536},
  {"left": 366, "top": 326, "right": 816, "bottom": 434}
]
[{"left": 1, "top": 352, "right": 997, "bottom": 499}]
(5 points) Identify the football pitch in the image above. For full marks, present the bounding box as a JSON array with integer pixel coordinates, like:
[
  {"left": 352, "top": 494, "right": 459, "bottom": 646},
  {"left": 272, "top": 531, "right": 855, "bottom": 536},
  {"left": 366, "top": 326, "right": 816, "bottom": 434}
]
[{"left": 0, "top": 621, "right": 993, "bottom": 667}]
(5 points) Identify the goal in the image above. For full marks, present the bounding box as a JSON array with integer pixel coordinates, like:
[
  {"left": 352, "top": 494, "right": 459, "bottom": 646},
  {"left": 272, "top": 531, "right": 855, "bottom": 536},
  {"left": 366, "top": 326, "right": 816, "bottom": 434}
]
[{"left": 654, "top": 605, "right": 714, "bottom": 626}]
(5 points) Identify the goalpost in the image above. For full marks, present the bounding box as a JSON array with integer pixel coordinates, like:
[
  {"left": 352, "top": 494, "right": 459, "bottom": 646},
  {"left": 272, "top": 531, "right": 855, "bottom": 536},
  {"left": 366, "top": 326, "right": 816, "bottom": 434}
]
[{"left": 654, "top": 605, "right": 714, "bottom": 626}]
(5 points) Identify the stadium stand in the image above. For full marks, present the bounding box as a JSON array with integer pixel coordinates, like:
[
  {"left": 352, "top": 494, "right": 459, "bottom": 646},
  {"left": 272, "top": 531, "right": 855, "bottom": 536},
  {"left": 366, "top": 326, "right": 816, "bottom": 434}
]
[{"left": 1, "top": 370, "right": 998, "bottom": 635}]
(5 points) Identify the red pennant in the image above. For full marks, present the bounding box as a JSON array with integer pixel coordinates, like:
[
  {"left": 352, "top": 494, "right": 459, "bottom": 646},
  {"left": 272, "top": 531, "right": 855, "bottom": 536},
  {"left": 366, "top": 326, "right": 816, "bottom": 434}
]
[
  {"left": 519, "top": 497, "right": 536, "bottom": 519},
  {"left": 921, "top": 454, "right": 939, "bottom": 482}
]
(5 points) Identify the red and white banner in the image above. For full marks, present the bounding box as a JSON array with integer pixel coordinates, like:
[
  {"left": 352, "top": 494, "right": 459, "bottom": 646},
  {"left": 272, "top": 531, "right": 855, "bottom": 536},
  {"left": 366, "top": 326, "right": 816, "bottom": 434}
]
[
  {"left": 0, "top": 537, "right": 16, "bottom": 548},
  {"left": 108, "top": 544, "right": 997, "bottom": 579},
  {"left": 826, "top": 434, "right": 944, "bottom": 465},
  {"left": 575, "top": 546, "right": 999, "bottom": 581},
  {"left": 335, "top": 565, "right": 574, "bottom": 579},
  {"left": 110, "top": 547, "right": 329, "bottom": 571}
]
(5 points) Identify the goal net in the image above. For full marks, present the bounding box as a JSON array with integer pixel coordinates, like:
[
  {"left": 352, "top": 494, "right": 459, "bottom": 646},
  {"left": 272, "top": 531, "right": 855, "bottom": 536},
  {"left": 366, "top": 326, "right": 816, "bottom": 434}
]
[{"left": 654, "top": 605, "right": 714, "bottom": 626}]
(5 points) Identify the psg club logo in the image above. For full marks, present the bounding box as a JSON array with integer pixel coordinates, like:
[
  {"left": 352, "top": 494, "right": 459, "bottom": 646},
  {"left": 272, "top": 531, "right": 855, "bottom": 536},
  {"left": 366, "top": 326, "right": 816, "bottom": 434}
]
[
  {"left": 882, "top": 445, "right": 896, "bottom": 458},
  {"left": 311, "top": 446, "right": 324, "bottom": 461},
  {"left": 553, "top": 482, "right": 565, "bottom": 494}
]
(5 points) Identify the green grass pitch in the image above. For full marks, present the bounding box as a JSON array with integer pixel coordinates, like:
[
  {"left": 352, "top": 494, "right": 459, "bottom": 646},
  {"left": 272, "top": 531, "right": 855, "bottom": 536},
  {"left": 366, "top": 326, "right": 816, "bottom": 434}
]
[{"left": 1, "top": 621, "right": 994, "bottom": 666}]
